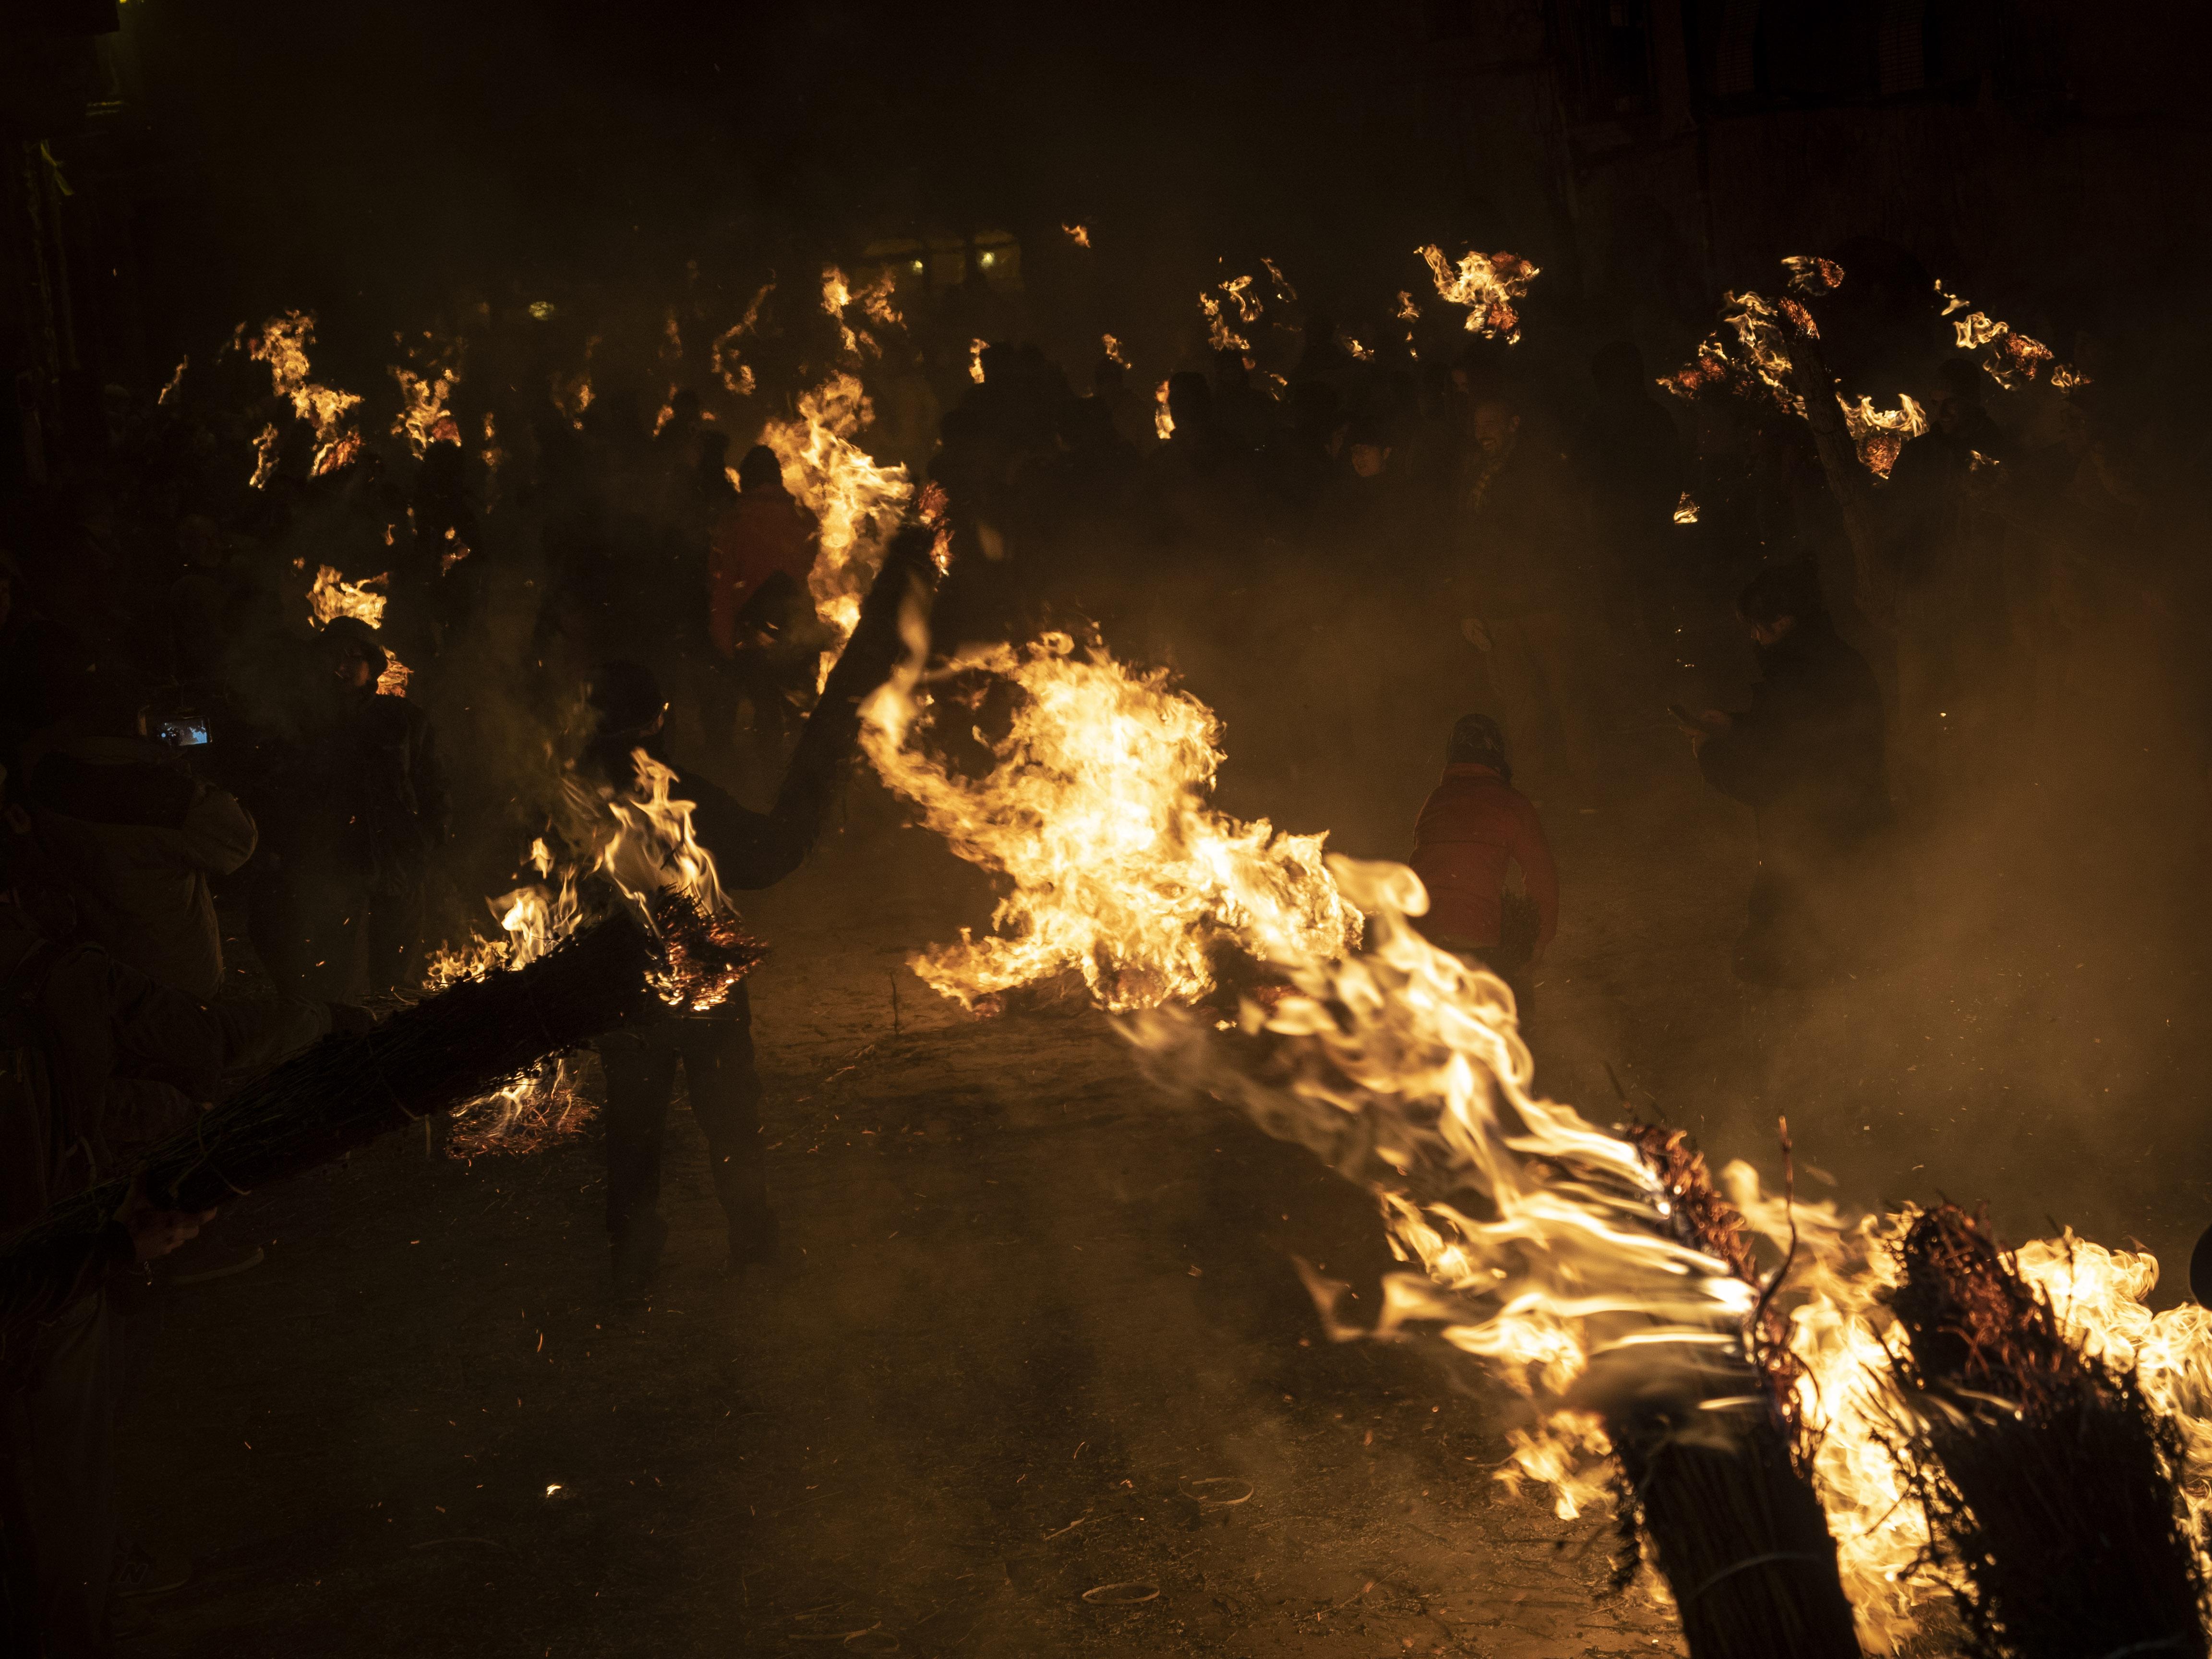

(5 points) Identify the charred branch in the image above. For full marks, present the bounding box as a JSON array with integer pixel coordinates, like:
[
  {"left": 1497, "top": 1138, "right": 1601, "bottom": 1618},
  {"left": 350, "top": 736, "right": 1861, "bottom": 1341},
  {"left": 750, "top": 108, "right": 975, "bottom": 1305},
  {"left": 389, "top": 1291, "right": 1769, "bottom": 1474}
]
[{"left": 0, "top": 911, "right": 669, "bottom": 1281}]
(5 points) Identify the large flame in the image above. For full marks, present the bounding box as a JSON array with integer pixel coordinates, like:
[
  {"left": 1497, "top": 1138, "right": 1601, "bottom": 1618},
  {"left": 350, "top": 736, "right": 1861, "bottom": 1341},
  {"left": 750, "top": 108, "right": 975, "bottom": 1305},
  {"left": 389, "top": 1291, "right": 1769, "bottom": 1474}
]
[
  {"left": 860, "top": 632, "right": 1358, "bottom": 1013},
  {"left": 861, "top": 622, "right": 1943, "bottom": 1644},
  {"left": 2010, "top": 1235, "right": 2212, "bottom": 1550},
  {"left": 863, "top": 618, "right": 2212, "bottom": 1652},
  {"left": 759, "top": 373, "right": 913, "bottom": 660},
  {"left": 1107, "top": 860, "right": 1862, "bottom": 1602}
]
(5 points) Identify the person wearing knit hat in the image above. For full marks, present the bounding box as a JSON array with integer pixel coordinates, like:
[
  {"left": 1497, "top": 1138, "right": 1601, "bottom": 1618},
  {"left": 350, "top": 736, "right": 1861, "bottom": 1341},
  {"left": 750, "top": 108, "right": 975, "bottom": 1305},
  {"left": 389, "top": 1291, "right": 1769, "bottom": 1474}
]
[{"left": 1408, "top": 712, "right": 1558, "bottom": 1020}]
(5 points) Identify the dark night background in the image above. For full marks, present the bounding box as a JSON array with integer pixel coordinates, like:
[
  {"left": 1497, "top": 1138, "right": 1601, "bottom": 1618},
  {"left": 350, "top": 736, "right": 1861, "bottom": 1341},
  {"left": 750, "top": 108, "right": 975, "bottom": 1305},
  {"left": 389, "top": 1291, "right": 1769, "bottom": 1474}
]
[
  {"left": 9, "top": 5, "right": 2212, "bottom": 1658},
  {"left": 19, "top": 0, "right": 2212, "bottom": 400}
]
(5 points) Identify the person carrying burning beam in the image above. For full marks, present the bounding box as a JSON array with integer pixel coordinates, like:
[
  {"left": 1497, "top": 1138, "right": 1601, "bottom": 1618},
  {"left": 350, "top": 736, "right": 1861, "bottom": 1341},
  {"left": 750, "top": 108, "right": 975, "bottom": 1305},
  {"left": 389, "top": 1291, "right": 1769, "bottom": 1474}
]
[{"left": 581, "top": 525, "right": 937, "bottom": 1298}]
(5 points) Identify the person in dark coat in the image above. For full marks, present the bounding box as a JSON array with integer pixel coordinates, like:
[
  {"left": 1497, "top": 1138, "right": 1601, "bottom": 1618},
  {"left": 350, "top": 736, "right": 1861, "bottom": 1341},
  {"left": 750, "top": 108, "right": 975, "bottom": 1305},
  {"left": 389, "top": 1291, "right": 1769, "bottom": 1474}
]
[
  {"left": 1456, "top": 392, "right": 1609, "bottom": 790},
  {"left": 0, "top": 826, "right": 328, "bottom": 1658},
  {"left": 582, "top": 662, "right": 799, "bottom": 1297},
  {"left": 583, "top": 525, "right": 932, "bottom": 1298},
  {"left": 1687, "top": 564, "right": 1892, "bottom": 986},
  {"left": 255, "top": 618, "right": 450, "bottom": 1002},
  {"left": 1575, "top": 341, "right": 1684, "bottom": 638}
]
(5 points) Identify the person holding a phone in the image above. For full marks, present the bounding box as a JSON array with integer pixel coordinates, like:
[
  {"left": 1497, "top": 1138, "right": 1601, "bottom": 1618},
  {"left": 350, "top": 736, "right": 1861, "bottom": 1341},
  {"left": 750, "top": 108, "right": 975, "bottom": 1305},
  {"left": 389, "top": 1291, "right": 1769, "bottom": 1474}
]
[{"left": 19, "top": 677, "right": 259, "bottom": 1004}]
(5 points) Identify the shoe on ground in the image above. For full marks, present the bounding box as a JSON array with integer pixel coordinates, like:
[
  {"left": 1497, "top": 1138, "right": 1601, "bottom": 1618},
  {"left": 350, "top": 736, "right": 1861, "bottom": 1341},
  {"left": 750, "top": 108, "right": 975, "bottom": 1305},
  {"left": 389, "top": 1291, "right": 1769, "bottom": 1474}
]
[
  {"left": 113, "top": 1540, "right": 191, "bottom": 1599},
  {"left": 165, "top": 1237, "right": 265, "bottom": 1286},
  {"left": 610, "top": 1212, "right": 669, "bottom": 1300}
]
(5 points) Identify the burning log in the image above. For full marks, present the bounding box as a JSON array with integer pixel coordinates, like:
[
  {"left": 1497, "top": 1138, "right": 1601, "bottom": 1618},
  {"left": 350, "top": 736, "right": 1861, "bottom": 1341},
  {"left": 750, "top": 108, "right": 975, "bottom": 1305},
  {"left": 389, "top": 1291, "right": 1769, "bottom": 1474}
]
[
  {"left": 1596, "top": 1356, "right": 1861, "bottom": 1659},
  {"left": 1593, "top": 1127, "right": 1861, "bottom": 1659},
  {"left": 1121, "top": 858, "right": 1866, "bottom": 1659},
  {"left": 1889, "top": 1204, "right": 2207, "bottom": 1659},
  {"left": 0, "top": 909, "right": 683, "bottom": 1273}
]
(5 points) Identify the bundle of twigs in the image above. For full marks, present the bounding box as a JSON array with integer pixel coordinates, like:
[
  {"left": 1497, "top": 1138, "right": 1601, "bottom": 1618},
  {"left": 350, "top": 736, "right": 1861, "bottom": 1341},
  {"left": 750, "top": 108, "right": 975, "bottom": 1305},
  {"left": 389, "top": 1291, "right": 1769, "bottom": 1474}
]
[
  {"left": 0, "top": 910, "right": 665, "bottom": 1271},
  {"left": 1601, "top": 1358, "right": 1861, "bottom": 1659},
  {"left": 1889, "top": 1203, "right": 2207, "bottom": 1659},
  {"left": 1143, "top": 981, "right": 1867, "bottom": 1659},
  {"left": 1587, "top": 1125, "right": 1861, "bottom": 1659}
]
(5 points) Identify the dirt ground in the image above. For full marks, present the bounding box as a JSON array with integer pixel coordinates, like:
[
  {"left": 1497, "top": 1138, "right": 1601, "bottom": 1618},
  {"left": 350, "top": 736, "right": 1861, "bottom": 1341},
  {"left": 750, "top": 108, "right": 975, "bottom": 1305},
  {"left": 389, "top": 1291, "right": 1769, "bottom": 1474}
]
[{"left": 110, "top": 585, "right": 2212, "bottom": 1658}]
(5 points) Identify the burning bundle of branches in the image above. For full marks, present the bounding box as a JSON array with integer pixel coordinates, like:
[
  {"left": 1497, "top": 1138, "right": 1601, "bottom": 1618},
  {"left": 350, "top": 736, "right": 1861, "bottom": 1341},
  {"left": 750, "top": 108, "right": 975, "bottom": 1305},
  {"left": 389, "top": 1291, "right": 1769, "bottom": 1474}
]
[
  {"left": 245, "top": 310, "right": 363, "bottom": 480},
  {"left": 1416, "top": 244, "right": 1540, "bottom": 343},
  {"left": 1887, "top": 1205, "right": 2208, "bottom": 1659},
  {"left": 426, "top": 510, "right": 934, "bottom": 1153},
  {"left": 859, "top": 608, "right": 2212, "bottom": 1652},
  {"left": 859, "top": 631, "right": 1358, "bottom": 1013},
  {"left": 421, "top": 748, "right": 774, "bottom": 1152},
  {"left": 860, "top": 629, "right": 1863, "bottom": 1647},
  {"left": 1116, "top": 862, "right": 1859, "bottom": 1658}
]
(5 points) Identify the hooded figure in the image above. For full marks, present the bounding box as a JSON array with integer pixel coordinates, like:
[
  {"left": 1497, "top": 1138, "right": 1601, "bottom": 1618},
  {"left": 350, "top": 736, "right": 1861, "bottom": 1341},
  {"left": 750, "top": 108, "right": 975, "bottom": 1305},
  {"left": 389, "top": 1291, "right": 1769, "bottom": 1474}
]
[
  {"left": 252, "top": 617, "right": 449, "bottom": 1002},
  {"left": 1408, "top": 712, "right": 1558, "bottom": 1017}
]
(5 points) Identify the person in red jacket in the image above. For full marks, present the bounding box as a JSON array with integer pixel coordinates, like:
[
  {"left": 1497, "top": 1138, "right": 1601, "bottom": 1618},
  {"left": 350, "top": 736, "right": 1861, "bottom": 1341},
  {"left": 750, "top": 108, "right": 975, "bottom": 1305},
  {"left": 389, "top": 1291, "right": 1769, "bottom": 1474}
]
[
  {"left": 705, "top": 446, "right": 822, "bottom": 752},
  {"left": 1408, "top": 713, "right": 1558, "bottom": 1015}
]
